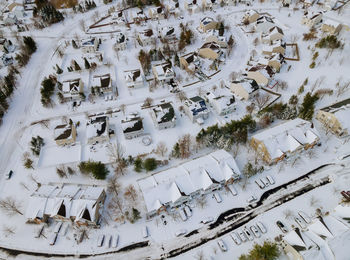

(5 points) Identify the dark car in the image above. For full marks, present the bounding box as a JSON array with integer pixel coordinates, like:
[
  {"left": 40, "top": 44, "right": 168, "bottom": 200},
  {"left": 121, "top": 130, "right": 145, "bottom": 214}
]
[
  {"left": 276, "top": 221, "right": 288, "bottom": 233},
  {"left": 6, "top": 170, "right": 13, "bottom": 180}
]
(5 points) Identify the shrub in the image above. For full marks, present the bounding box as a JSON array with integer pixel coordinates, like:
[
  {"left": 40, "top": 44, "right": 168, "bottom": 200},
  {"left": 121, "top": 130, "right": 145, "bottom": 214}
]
[
  {"left": 243, "top": 162, "right": 264, "bottom": 178},
  {"left": 309, "top": 61, "right": 315, "bottom": 69},
  {"left": 239, "top": 241, "right": 280, "bottom": 260},
  {"left": 134, "top": 157, "right": 143, "bottom": 172},
  {"left": 299, "top": 92, "right": 319, "bottom": 120},
  {"left": 316, "top": 35, "right": 341, "bottom": 49},
  {"left": 78, "top": 160, "right": 109, "bottom": 180},
  {"left": 289, "top": 95, "right": 298, "bottom": 105},
  {"left": 143, "top": 158, "right": 157, "bottom": 172},
  {"left": 40, "top": 77, "right": 56, "bottom": 107},
  {"left": 298, "top": 85, "right": 304, "bottom": 94},
  {"left": 312, "top": 52, "right": 319, "bottom": 60}
]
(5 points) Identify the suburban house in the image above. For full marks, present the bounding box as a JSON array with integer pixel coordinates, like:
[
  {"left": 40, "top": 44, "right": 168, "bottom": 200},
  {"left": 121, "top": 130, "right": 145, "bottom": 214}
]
[
  {"left": 166, "top": 0, "right": 180, "bottom": 17},
  {"left": 114, "top": 32, "right": 127, "bottom": 51},
  {"left": 230, "top": 78, "right": 259, "bottom": 100},
  {"left": 131, "top": 8, "right": 147, "bottom": 23},
  {"left": 180, "top": 52, "right": 200, "bottom": 73},
  {"left": 262, "top": 40, "right": 286, "bottom": 55},
  {"left": 245, "top": 65, "right": 274, "bottom": 87},
  {"left": 60, "top": 78, "right": 84, "bottom": 101},
  {"left": 121, "top": 113, "right": 144, "bottom": 139},
  {"left": 199, "top": 17, "right": 218, "bottom": 32},
  {"left": 198, "top": 41, "right": 222, "bottom": 60},
  {"left": 255, "top": 15, "right": 275, "bottom": 33},
  {"left": 137, "top": 29, "right": 156, "bottom": 46},
  {"left": 205, "top": 92, "right": 236, "bottom": 115},
  {"left": 183, "top": 96, "right": 210, "bottom": 124},
  {"left": 184, "top": 0, "right": 200, "bottom": 13},
  {"left": 301, "top": 11, "right": 323, "bottom": 27},
  {"left": 202, "top": 0, "right": 219, "bottom": 10},
  {"left": 138, "top": 149, "right": 241, "bottom": 219},
  {"left": 25, "top": 184, "right": 106, "bottom": 227},
  {"left": 124, "top": 69, "right": 144, "bottom": 89},
  {"left": 148, "top": 6, "right": 165, "bottom": 20},
  {"left": 86, "top": 116, "right": 110, "bottom": 145},
  {"left": 205, "top": 35, "right": 228, "bottom": 48},
  {"left": 258, "top": 53, "right": 285, "bottom": 72},
  {"left": 316, "top": 98, "right": 350, "bottom": 137},
  {"left": 321, "top": 19, "right": 342, "bottom": 35},
  {"left": 151, "top": 102, "right": 176, "bottom": 130},
  {"left": 243, "top": 9, "right": 260, "bottom": 24},
  {"left": 91, "top": 74, "right": 113, "bottom": 95},
  {"left": 54, "top": 123, "right": 77, "bottom": 146},
  {"left": 250, "top": 118, "right": 320, "bottom": 164},
  {"left": 159, "top": 26, "right": 177, "bottom": 40},
  {"left": 152, "top": 62, "right": 175, "bottom": 84},
  {"left": 81, "top": 38, "right": 99, "bottom": 54},
  {"left": 261, "top": 26, "right": 284, "bottom": 44}
]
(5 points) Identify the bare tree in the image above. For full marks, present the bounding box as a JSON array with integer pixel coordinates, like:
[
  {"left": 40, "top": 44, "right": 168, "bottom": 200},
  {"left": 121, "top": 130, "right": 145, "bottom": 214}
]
[
  {"left": 120, "top": 104, "right": 126, "bottom": 115},
  {"left": 283, "top": 209, "right": 294, "bottom": 220},
  {"left": 309, "top": 196, "right": 320, "bottom": 208},
  {"left": 254, "top": 92, "right": 271, "bottom": 110},
  {"left": 124, "top": 185, "right": 138, "bottom": 202},
  {"left": 155, "top": 142, "right": 168, "bottom": 157},
  {"left": 196, "top": 196, "right": 208, "bottom": 209},
  {"left": 79, "top": 19, "right": 85, "bottom": 31},
  {"left": 176, "top": 90, "right": 187, "bottom": 102},
  {"left": 2, "top": 225, "right": 16, "bottom": 237},
  {"left": 178, "top": 134, "right": 192, "bottom": 159},
  {"left": 143, "top": 97, "right": 153, "bottom": 107},
  {"left": 107, "top": 143, "right": 127, "bottom": 176},
  {"left": 0, "top": 197, "right": 23, "bottom": 216},
  {"left": 108, "top": 175, "right": 121, "bottom": 196}
]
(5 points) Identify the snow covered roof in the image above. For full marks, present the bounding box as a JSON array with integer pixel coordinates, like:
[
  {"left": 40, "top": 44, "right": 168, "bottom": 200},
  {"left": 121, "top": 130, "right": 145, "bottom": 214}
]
[
  {"left": 86, "top": 116, "right": 109, "bottom": 139},
  {"left": 138, "top": 150, "right": 241, "bottom": 213},
  {"left": 251, "top": 118, "right": 319, "bottom": 160},
  {"left": 92, "top": 74, "right": 111, "bottom": 89},
  {"left": 121, "top": 113, "right": 143, "bottom": 133},
  {"left": 206, "top": 92, "right": 235, "bottom": 111},
  {"left": 231, "top": 79, "right": 259, "bottom": 94},
  {"left": 323, "top": 19, "right": 341, "bottom": 28},
  {"left": 124, "top": 69, "right": 142, "bottom": 83},
  {"left": 54, "top": 124, "right": 73, "bottom": 141},
  {"left": 201, "top": 17, "right": 215, "bottom": 25},
  {"left": 152, "top": 102, "right": 176, "bottom": 124},
  {"left": 320, "top": 98, "right": 350, "bottom": 133}
]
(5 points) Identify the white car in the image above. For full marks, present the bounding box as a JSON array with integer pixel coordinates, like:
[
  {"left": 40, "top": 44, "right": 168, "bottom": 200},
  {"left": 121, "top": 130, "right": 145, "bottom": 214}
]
[
  {"left": 179, "top": 209, "right": 187, "bottom": 221},
  {"left": 228, "top": 184, "right": 238, "bottom": 196},
  {"left": 175, "top": 229, "right": 187, "bottom": 237},
  {"left": 250, "top": 225, "right": 261, "bottom": 238},
  {"left": 243, "top": 227, "right": 254, "bottom": 241},
  {"left": 142, "top": 226, "right": 149, "bottom": 238},
  {"left": 266, "top": 175, "right": 275, "bottom": 185},
  {"left": 111, "top": 234, "right": 119, "bottom": 248},
  {"left": 295, "top": 216, "right": 307, "bottom": 229},
  {"left": 261, "top": 178, "right": 269, "bottom": 187},
  {"left": 105, "top": 235, "right": 112, "bottom": 248},
  {"left": 238, "top": 231, "right": 247, "bottom": 242},
  {"left": 298, "top": 211, "right": 311, "bottom": 224},
  {"left": 256, "top": 221, "right": 267, "bottom": 234},
  {"left": 213, "top": 192, "right": 222, "bottom": 203},
  {"left": 53, "top": 222, "right": 62, "bottom": 234},
  {"left": 255, "top": 179, "right": 265, "bottom": 189},
  {"left": 247, "top": 196, "right": 257, "bottom": 203},
  {"left": 217, "top": 239, "right": 227, "bottom": 252},
  {"left": 97, "top": 235, "right": 105, "bottom": 247},
  {"left": 230, "top": 232, "right": 241, "bottom": 245},
  {"left": 184, "top": 205, "right": 192, "bottom": 217},
  {"left": 201, "top": 217, "right": 214, "bottom": 224}
]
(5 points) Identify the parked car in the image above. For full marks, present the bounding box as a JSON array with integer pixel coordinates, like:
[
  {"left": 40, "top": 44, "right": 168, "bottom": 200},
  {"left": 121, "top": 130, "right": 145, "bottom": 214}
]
[
  {"left": 256, "top": 221, "right": 267, "bottom": 234},
  {"left": 142, "top": 226, "right": 149, "bottom": 238},
  {"left": 276, "top": 221, "right": 288, "bottom": 233},
  {"left": 230, "top": 232, "right": 241, "bottom": 245},
  {"left": 295, "top": 217, "right": 307, "bottom": 229},
  {"left": 238, "top": 230, "right": 247, "bottom": 242},
  {"left": 201, "top": 217, "right": 214, "bottom": 224},
  {"left": 243, "top": 227, "right": 254, "bottom": 241},
  {"left": 266, "top": 175, "right": 275, "bottom": 185},
  {"left": 53, "top": 222, "right": 62, "bottom": 234},
  {"left": 105, "top": 235, "right": 112, "bottom": 248},
  {"left": 228, "top": 184, "right": 237, "bottom": 196},
  {"left": 97, "top": 235, "right": 105, "bottom": 247},
  {"left": 49, "top": 233, "right": 58, "bottom": 246},
  {"left": 175, "top": 229, "right": 187, "bottom": 237},
  {"left": 217, "top": 239, "right": 227, "bottom": 252},
  {"left": 184, "top": 205, "right": 192, "bottom": 217},
  {"left": 247, "top": 196, "right": 257, "bottom": 203},
  {"left": 6, "top": 170, "right": 13, "bottom": 180},
  {"left": 111, "top": 234, "right": 119, "bottom": 248},
  {"left": 213, "top": 192, "right": 222, "bottom": 203},
  {"left": 260, "top": 178, "right": 269, "bottom": 187},
  {"left": 255, "top": 179, "right": 265, "bottom": 189},
  {"left": 179, "top": 209, "right": 187, "bottom": 221},
  {"left": 298, "top": 211, "right": 311, "bottom": 224},
  {"left": 250, "top": 225, "right": 261, "bottom": 238}
]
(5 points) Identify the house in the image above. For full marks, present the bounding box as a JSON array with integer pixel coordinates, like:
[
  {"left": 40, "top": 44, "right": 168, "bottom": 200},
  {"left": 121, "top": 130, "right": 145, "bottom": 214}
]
[
  {"left": 138, "top": 149, "right": 241, "bottom": 219},
  {"left": 205, "top": 92, "right": 235, "bottom": 115},
  {"left": 202, "top": 0, "right": 219, "bottom": 10},
  {"left": 111, "top": 10, "right": 126, "bottom": 25},
  {"left": 281, "top": 0, "right": 291, "bottom": 7},
  {"left": 199, "top": 17, "right": 218, "bottom": 33},
  {"left": 180, "top": 52, "right": 200, "bottom": 73},
  {"left": 184, "top": 96, "right": 210, "bottom": 123},
  {"left": 121, "top": 113, "right": 144, "bottom": 139},
  {"left": 86, "top": 116, "right": 110, "bottom": 145},
  {"left": 301, "top": 11, "right": 323, "bottom": 28},
  {"left": 184, "top": 0, "right": 200, "bottom": 13},
  {"left": 250, "top": 118, "right": 320, "bottom": 164},
  {"left": 137, "top": 29, "right": 156, "bottom": 46},
  {"left": 255, "top": 15, "right": 275, "bottom": 33},
  {"left": 148, "top": 6, "right": 165, "bottom": 20},
  {"left": 25, "top": 184, "right": 106, "bottom": 226},
  {"left": 166, "top": 0, "right": 180, "bottom": 17},
  {"left": 246, "top": 65, "right": 275, "bottom": 87},
  {"left": 159, "top": 26, "right": 177, "bottom": 40},
  {"left": 321, "top": 19, "right": 342, "bottom": 35},
  {"left": 316, "top": 98, "right": 350, "bottom": 137},
  {"left": 198, "top": 41, "right": 221, "bottom": 60},
  {"left": 258, "top": 53, "right": 284, "bottom": 72},
  {"left": 54, "top": 123, "right": 77, "bottom": 146},
  {"left": 91, "top": 74, "right": 113, "bottom": 95},
  {"left": 152, "top": 62, "right": 175, "bottom": 84},
  {"left": 261, "top": 26, "right": 284, "bottom": 44},
  {"left": 262, "top": 40, "right": 286, "bottom": 55},
  {"left": 60, "top": 78, "right": 84, "bottom": 101},
  {"left": 114, "top": 32, "right": 127, "bottom": 51},
  {"left": 243, "top": 10, "right": 260, "bottom": 24},
  {"left": 230, "top": 79, "right": 259, "bottom": 100},
  {"left": 81, "top": 38, "right": 99, "bottom": 54},
  {"left": 205, "top": 35, "right": 228, "bottom": 48},
  {"left": 131, "top": 8, "right": 147, "bottom": 23},
  {"left": 3, "top": 3, "right": 26, "bottom": 25},
  {"left": 302, "top": 0, "right": 314, "bottom": 8},
  {"left": 151, "top": 102, "right": 176, "bottom": 130},
  {"left": 124, "top": 69, "right": 144, "bottom": 89}
]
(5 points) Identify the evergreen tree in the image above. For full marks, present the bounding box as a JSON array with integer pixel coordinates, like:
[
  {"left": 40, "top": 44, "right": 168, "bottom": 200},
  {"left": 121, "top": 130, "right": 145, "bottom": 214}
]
[
  {"left": 72, "top": 39, "right": 78, "bottom": 49},
  {"left": 55, "top": 64, "right": 63, "bottom": 74},
  {"left": 23, "top": 36, "right": 37, "bottom": 55},
  {"left": 174, "top": 53, "right": 180, "bottom": 67},
  {"left": 72, "top": 60, "right": 81, "bottom": 71},
  {"left": 218, "top": 22, "right": 224, "bottom": 36},
  {"left": 143, "top": 158, "right": 157, "bottom": 172},
  {"left": 134, "top": 157, "right": 143, "bottom": 172}
]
